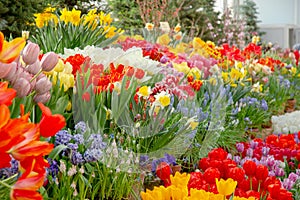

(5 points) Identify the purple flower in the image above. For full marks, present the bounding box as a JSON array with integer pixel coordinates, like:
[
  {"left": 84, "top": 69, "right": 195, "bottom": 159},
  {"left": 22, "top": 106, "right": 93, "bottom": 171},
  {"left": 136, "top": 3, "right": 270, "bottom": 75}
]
[
  {"left": 261, "top": 99, "right": 268, "bottom": 111},
  {"left": 73, "top": 134, "right": 84, "bottom": 144},
  {"left": 249, "top": 140, "right": 258, "bottom": 149},
  {"left": 84, "top": 148, "right": 103, "bottom": 162},
  {"left": 262, "top": 147, "right": 270, "bottom": 156},
  {"left": 47, "top": 159, "right": 59, "bottom": 178},
  {"left": 274, "top": 166, "right": 285, "bottom": 177},
  {"left": 288, "top": 172, "right": 299, "bottom": 182},
  {"left": 236, "top": 143, "right": 244, "bottom": 153},
  {"left": 55, "top": 130, "right": 73, "bottom": 146},
  {"left": 246, "top": 148, "right": 253, "bottom": 157},
  {"left": 71, "top": 151, "right": 84, "bottom": 165},
  {"left": 282, "top": 178, "right": 294, "bottom": 190},
  {"left": 75, "top": 121, "right": 87, "bottom": 134}
]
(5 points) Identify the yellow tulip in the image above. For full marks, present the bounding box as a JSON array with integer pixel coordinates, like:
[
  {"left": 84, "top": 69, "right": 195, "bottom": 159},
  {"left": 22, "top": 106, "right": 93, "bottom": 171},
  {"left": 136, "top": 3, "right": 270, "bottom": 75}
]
[
  {"left": 215, "top": 178, "right": 237, "bottom": 196},
  {"left": 0, "top": 32, "right": 25, "bottom": 63},
  {"left": 189, "top": 189, "right": 209, "bottom": 200},
  {"left": 157, "top": 34, "right": 171, "bottom": 46}
]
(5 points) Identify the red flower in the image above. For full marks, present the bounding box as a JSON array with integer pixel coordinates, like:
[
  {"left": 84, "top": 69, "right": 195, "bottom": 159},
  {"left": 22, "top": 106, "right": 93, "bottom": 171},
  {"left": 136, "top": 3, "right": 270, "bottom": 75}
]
[
  {"left": 156, "top": 162, "right": 171, "bottom": 187},
  {"left": 243, "top": 160, "right": 257, "bottom": 177},
  {"left": 82, "top": 92, "right": 91, "bottom": 102},
  {"left": 188, "top": 171, "right": 203, "bottom": 190},
  {"left": 246, "top": 190, "right": 260, "bottom": 199},
  {"left": 227, "top": 166, "right": 245, "bottom": 183},
  {"left": 64, "top": 54, "right": 85, "bottom": 76},
  {"left": 203, "top": 167, "right": 221, "bottom": 184},
  {"left": 38, "top": 103, "right": 66, "bottom": 138},
  {"left": 255, "top": 165, "right": 269, "bottom": 182},
  {"left": 208, "top": 148, "right": 228, "bottom": 161},
  {"left": 198, "top": 157, "right": 210, "bottom": 171}
]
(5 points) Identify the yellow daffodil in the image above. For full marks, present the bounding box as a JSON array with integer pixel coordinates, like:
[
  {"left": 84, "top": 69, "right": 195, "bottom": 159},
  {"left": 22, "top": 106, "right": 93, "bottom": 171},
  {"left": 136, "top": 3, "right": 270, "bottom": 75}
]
[
  {"left": 216, "top": 178, "right": 237, "bottom": 196},
  {"left": 65, "top": 101, "right": 72, "bottom": 111},
  {"left": 138, "top": 86, "right": 151, "bottom": 98},
  {"left": 230, "top": 68, "right": 243, "bottom": 81},
  {"left": 145, "top": 23, "right": 154, "bottom": 31},
  {"left": 99, "top": 11, "right": 113, "bottom": 25},
  {"left": 290, "top": 67, "right": 297, "bottom": 76},
  {"left": 104, "top": 26, "right": 118, "bottom": 38},
  {"left": 222, "top": 71, "right": 229, "bottom": 83},
  {"left": 173, "top": 32, "right": 182, "bottom": 41},
  {"left": 69, "top": 8, "right": 81, "bottom": 26},
  {"left": 158, "top": 95, "right": 170, "bottom": 107},
  {"left": 157, "top": 34, "right": 171, "bottom": 46},
  {"left": 188, "top": 68, "right": 201, "bottom": 79},
  {"left": 0, "top": 32, "right": 25, "bottom": 63}
]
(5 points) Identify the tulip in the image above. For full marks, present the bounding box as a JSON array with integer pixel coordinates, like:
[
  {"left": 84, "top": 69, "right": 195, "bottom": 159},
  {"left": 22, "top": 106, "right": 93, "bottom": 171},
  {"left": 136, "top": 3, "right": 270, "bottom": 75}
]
[
  {"left": 33, "top": 91, "right": 51, "bottom": 104},
  {"left": 37, "top": 103, "right": 66, "bottom": 137},
  {"left": 156, "top": 162, "right": 171, "bottom": 187},
  {"left": 22, "top": 42, "right": 40, "bottom": 65},
  {"left": 40, "top": 52, "right": 58, "bottom": 72},
  {"left": 0, "top": 62, "right": 15, "bottom": 78},
  {"left": 203, "top": 167, "right": 221, "bottom": 184},
  {"left": 35, "top": 76, "right": 52, "bottom": 95},
  {"left": 27, "top": 60, "right": 41, "bottom": 74},
  {"left": 0, "top": 31, "right": 26, "bottom": 63},
  {"left": 216, "top": 178, "right": 237, "bottom": 196},
  {"left": 13, "top": 78, "right": 31, "bottom": 98},
  {"left": 3, "top": 61, "right": 17, "bottom": 81},
  {"left": 243, "top": 160, "right": 257, "bottom": 177}
]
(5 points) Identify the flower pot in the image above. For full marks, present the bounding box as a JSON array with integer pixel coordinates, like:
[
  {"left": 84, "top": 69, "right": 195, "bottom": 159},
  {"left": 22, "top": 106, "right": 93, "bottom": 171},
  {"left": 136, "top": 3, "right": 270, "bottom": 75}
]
[{"left": 285, "top": 99, "right": 297, "bottom": 113}]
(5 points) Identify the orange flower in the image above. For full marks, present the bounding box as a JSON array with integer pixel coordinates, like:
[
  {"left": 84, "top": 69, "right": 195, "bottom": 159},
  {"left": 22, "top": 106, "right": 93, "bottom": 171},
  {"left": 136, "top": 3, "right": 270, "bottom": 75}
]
[
  {"left": 0, "top": 81, "right": 16, "bottom": 106},
  {"left": 0, "top": 31, "right": 26, "bottom": 63},
  {"left": 38, "top": 103, "right": 66, "bottom": 137}
]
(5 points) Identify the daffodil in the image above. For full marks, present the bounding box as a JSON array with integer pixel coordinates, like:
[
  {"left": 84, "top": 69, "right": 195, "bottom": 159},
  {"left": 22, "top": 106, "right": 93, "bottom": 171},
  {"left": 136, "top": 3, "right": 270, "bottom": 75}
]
[
  {"left": 145, "top": 23, "right": 154, "bottom": 31},
  {"left": 138, "top": 86, "right": 151, "bottom": 98},
  {"left": 216, "top": 178, "right": 237, "bottom": 196},
  {"left": 0, "top": 32, "right": 25, "bottom": 63},
  {"left": 174, "top": 24, "right": 181, "bottom": 33},
  {"left": 251, "top": 82, "right": 262, "bottom": 93},
  {"left": 154, "top": 91, "right": 171, "bottom": 108}
]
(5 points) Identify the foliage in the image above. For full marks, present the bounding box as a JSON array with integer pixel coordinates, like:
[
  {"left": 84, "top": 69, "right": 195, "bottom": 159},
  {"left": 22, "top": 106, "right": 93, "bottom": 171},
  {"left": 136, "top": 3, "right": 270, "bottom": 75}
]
[{"left": 0, "top": 0, "right": 48, "bottom": 37}]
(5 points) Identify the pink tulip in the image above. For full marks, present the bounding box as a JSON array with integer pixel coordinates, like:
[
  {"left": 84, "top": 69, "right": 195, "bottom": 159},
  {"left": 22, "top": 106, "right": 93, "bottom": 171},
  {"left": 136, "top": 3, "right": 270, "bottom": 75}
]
[
  {"left": 13, "top": 77, "right": 31, "bottom": 97},
  {"left": 0, "top": 62, "right": 16, "bottom": 78},
  {"left": 33, "top": 91, "right": 51, "bottom": 103},
  {"left": 35, "top": 76, "right": 52, "bottom": 95},
  {"left": 22, "top": 42, "right": 40, "bottom": 65},
  {"left": 27, "top": 60, "right": 41, "bottom": 74},
  {"left": 40, "top": 52, "right": 58, "bottom": 72}
]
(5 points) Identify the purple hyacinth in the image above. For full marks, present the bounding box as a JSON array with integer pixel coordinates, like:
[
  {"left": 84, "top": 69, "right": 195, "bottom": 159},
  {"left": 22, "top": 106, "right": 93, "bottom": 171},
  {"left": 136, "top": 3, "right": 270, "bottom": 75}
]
[
  {"left": 71, "top": 151, "right": 84, "bottom": 165},
  {"left": 55, "top": 130, "right": 73, "bottom": 146},
  {"left": 74, "top": 121, "right": 87, "bottom": 134}
]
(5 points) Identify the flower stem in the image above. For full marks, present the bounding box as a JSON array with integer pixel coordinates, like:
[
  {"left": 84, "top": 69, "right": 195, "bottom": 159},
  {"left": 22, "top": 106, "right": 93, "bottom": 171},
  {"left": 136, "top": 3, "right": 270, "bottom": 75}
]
[{"left": 30, "top": 69, "right": 43, "bottom": 83}]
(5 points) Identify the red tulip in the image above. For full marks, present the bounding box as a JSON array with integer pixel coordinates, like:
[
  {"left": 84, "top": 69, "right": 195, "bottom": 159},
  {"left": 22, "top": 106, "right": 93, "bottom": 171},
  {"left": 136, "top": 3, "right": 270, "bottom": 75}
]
[
  {"left": 246, "top": 190, "right": 260, "bottom": 199},
  {"left": 255, "top": 165, "right": 269, "bottom": 182},
  {"left": 188, "top": 171, "right": 203, "bottom": 190},
  {"left": 203, "top": 167, "right": 221, "bottom": 184},
  {"left": 156, "top": 162, "right": 171, "bottom": 187},
  {"left": 227, "top": 166, "right": 245, "bottom": 183},
  {"left": 243, "top": 160, "right": 257, "bottom": 177},
  {"left": 198, "top": 157, "right": 210, "bottom": 171},
  {"left": 208, "top": 148, "right": 228, "bottom": 161},
  {"left": 38, "top": 103, "right": 66, "bottom": 137}
]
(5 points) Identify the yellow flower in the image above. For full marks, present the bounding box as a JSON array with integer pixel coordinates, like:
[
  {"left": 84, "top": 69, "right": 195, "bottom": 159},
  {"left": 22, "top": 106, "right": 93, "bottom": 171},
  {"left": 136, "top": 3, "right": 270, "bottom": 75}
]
[
  {"left": 99, "top": 12, "right": 113, "bottom": 25},
  {"left": 58, "top": 73, "right": 75, "bottom": 91},
  {"left": 60, "top": 8, "right": 71, "bottom": 24},
  {"left": 209, "top": 77, "right": 217, "bottom": 85},
  {"left": 145, "top": 23, "right": 154, "bottom": 31},
  {"left": 222, "top": 71, "right": 229, "bottom": 83},
  {"left": 66, "top": 101, "right": 72, "bottom": 111},
  {"left": 173, "top": 62, "right": 190, "bottom": 74},
  {"left": 188, "top": 189, "right": 209, "bottom": 200},
  {"left": 174, "top": 24, "right": 181, "bottom": 33},
  {"left": 157, "top": 34, "right": 170, "bottom": 46},
  {"left": 69, "top": 8, "right": 81, "bottom": 26},
  {"left": 170, "top": 172, "right": 190, "bottom": 189},
  {"left": 188, "top": 68, "right": 201, "bottom": 79},
  {"left": 251, "top": 82, "right": 262, "bottom": 93},
  {"left": 138, "top": 86, "right": 151, "bottom": 98},
  {"left": 173, "top": 32, "right": 182, "bottom": 41},
  {"left": 230, "top": 68, "right": 243, "bottom": 81},
  {"left": 193, "top": 37, "right": 206, "bottom": 49},
  {"left": 22, "top": 31, "right": 29, "bottom": 40},
  {"left": 158, "top": 96, "right": 170, "bottom": 107},
  {"left": 233, "top": 197, "right": 256, "bottom": 200},
  {"left": 216, "top": 178, "right": 237, "bottom": 196},
  {"left": 54, "top": 59, "right": 65, "bottom": 72},
  {"left": 83, "top": 9, "right": 98, "bottom": 28},
  {"left": 290, "top": 67, "right": 297, "bottom": 76},
  {"left": 104, "top": 26, "right": 118, "bottom": 38}
]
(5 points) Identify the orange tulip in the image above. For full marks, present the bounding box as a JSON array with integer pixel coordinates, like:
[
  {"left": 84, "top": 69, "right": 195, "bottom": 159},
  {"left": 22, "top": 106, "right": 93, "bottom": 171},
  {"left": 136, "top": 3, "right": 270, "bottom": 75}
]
[
  {"left": 0, "top": 31, "right": 26, "bottom": 63},
  {"left": 38, "top": 103, "right": 66, "bottom": 137},
  {"left": 10, "top": 189, "right": 43, "bottom": 200},
  {"left": 0, "top": 81, "right": 16, "bottom": 106}
]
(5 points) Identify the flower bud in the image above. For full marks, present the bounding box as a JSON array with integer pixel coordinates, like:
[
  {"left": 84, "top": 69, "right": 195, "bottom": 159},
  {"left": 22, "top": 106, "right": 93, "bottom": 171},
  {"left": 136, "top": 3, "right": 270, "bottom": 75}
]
[
  {"left": 35, "top": 76, "right": 52, "bottom": 94},
  {"left": 22, "top": 42, "right": 40, "bottom": 65},
  {"left": 2, "top": 62, "right": 17, "bottom": 81},
  {"left": 13, "top": 77, "right": 31, "bottom": 97},
  {"left": 0, "top": 62, "right": 15, "bottom": 78},
  {"left": 27, "top": 60, "right": 41, "bottom": 74},
  {"left": 40, "top": 52, "right": 59, "bottom": 72},
  {"left": 33, "top": 91, "right": 51, "bottom": 103}
]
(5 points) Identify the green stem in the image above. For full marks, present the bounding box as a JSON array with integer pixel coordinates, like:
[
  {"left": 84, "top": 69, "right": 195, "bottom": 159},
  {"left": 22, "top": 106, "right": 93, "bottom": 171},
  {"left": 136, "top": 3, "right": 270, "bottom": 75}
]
[
  {"left": 30, "top": 69, "right": 43, "bottom": 83},
  {"left": 250, "top": 176, "right": 252, "bottom": 190},
  {"left": 0, "top": 179, "right": 13, "bottom": 189}
]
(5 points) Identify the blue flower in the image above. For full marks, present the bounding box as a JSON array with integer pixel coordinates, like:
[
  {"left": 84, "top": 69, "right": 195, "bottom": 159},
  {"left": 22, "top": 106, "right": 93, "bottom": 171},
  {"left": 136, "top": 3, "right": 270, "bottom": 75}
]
[
  {"left": 55, "top": 130, "right": 73, "bottom": 146},
  {"left": 75, "top": 121, "right": 87, "bottom": 134}
]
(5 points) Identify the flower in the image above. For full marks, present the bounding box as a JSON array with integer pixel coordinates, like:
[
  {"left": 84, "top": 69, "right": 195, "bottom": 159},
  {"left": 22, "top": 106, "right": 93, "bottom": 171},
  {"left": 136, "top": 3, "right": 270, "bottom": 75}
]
[
  {"left": 243, "top": 160, "right": 257, "bottom": 177},
  {"left": 0, "top": 31, "right": 26, "bottom": 63},
  {"left": 0, "top": 81, "right": 16, "bottom": 106},
  {"left": 145, "top": 23, "right": 154, "bottom": 31},
  {"left": 216, "top": 178, "right": 237, "bottom": 196},
  {"left": 137, "top": 86, "right": 151, "bottom": 98},
  {"left": 156, "top": 162, "right": 171, "bottom": 187},
  {"left": 154, "top": 91, "right": 171, "bottom": 108},
  {"left": 38, "top": 103, "right": 66, "bottom": 137}
]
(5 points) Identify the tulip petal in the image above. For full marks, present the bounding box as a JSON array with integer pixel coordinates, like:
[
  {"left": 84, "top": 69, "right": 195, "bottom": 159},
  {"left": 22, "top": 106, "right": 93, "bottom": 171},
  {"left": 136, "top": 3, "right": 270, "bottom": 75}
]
[
  {"left": 0, "top": 32, "right": 4, "bottom": 52},
  {"left": 0, "top": 104, "right": 10, "bottom": 129},
  {"left": 11, "top": 141, "right": 54, "bottom": 160},
  {"left": 10, "top": 189, "right": 43, "bottom": 200},
  {"left": 0, "top": 152, "right": 12, "bottom": 168},
  {"left": 0, "top": 37, "right": 25, "bottom": 63},
  {"left": 0, "top": 81, "right": 16, "bottom": 106}
]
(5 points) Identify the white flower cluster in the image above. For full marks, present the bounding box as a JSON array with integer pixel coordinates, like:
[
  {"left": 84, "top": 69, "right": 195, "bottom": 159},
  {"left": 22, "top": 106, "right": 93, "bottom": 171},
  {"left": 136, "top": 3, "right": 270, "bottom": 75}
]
[
  {"left": 272, "top": 111, "right": 300, "bottom": 134},
  {"left": 62, "top": 45, "right": 162, "bottom": 76}
]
